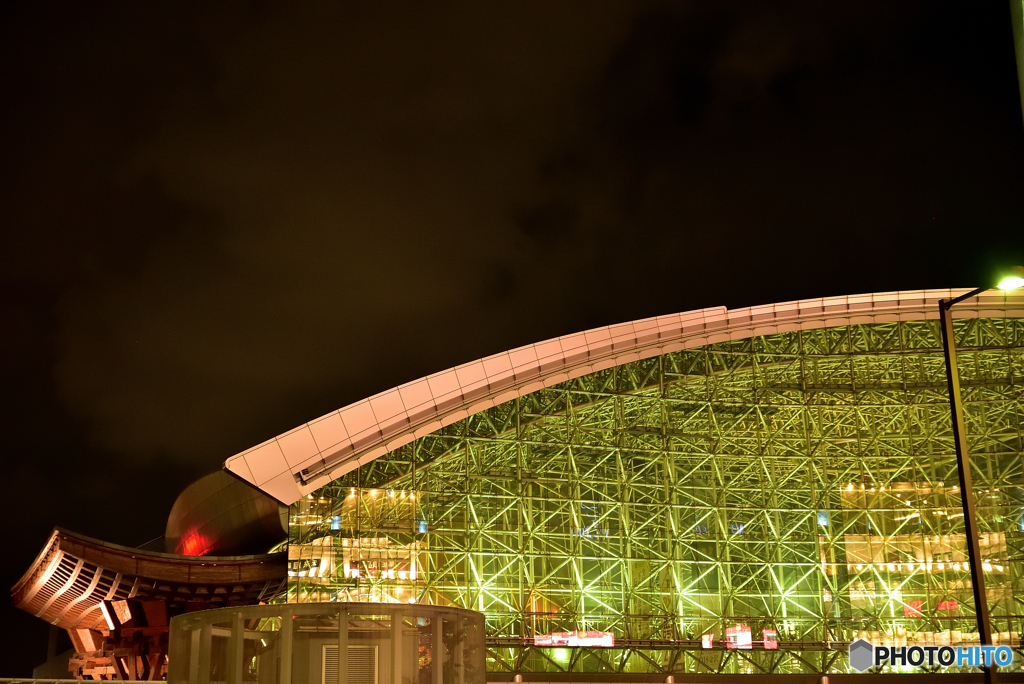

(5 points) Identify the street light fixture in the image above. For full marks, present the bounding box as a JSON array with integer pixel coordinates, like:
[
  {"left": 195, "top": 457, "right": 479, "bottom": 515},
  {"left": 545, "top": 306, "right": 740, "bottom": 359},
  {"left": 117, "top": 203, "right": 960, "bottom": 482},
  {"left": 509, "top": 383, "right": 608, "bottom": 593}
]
[
  {"left": 938, "top": 267, "right": 1024, "bottom": 684},
  {"left": 995, "top": 266, "right": 1024, "bottom": 291}
]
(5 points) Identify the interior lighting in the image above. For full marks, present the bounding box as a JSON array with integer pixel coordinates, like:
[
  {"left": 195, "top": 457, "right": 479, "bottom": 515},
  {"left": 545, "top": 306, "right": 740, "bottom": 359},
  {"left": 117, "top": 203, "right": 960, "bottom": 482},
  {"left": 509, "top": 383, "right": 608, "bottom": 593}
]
[{"left": 996, "top": 266, "right": 1024, "bottom": 290}]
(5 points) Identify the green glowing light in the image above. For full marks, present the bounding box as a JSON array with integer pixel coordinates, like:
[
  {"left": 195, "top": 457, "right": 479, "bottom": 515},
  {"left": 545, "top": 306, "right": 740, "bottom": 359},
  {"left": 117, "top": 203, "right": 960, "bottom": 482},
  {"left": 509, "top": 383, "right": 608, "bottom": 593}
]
[
  {"left": 997, "top": 266, "right": 1024, "bottom": 290},
  {"left": 997, "top": 276, "right": 1024, "bottom": 291}
]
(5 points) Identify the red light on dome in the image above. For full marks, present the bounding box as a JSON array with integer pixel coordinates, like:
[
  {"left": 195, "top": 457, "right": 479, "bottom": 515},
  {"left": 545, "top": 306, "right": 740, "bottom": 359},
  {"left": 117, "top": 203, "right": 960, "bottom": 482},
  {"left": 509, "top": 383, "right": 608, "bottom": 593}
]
[{"left": 179, "top": 529, "right": 215, "bottom": 556}]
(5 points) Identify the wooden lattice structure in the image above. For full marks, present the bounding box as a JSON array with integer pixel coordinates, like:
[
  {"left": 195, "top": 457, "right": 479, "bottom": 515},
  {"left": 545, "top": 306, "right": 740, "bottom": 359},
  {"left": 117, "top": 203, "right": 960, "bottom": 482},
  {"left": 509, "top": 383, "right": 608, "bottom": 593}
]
[{"left": 13, "top": 529, "right": 286, "bottom": 680}]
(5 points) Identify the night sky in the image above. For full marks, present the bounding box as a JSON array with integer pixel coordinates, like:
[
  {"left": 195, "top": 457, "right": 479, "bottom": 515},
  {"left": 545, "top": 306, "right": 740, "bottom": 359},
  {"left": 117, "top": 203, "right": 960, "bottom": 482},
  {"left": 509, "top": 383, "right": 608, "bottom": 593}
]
[{"left": 2, "top": 1, "right": 1024, "bottom": 675}]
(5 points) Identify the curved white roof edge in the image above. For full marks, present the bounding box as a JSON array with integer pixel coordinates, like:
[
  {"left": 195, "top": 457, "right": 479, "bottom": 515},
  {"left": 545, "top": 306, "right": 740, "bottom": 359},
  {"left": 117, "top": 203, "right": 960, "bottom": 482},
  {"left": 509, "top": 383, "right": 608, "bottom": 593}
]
[{"left": 225, "top": 288, "right": 1024, "bottom": 504}]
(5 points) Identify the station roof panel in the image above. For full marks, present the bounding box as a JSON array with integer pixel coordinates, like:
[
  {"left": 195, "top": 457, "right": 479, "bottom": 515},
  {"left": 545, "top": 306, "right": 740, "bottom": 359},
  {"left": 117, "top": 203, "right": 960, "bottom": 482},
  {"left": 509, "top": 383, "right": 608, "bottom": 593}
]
[{"left": 225, "top": 288, "right": 1024, "bottom": 505}]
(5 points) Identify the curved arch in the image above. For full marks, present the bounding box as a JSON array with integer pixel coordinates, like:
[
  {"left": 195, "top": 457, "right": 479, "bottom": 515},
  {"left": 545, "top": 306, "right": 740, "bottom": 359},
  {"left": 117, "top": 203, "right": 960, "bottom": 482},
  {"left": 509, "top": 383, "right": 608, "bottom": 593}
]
[{"left": 225, "top": 288, "right": 1024, "bottom": 504}]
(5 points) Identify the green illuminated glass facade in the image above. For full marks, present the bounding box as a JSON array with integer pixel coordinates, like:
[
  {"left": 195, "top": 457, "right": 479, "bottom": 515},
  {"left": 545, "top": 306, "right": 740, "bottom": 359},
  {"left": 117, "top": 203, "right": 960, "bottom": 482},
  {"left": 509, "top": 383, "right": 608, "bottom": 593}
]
[{"left": 287, "top": 319, "right": 1024, "bottom": 675}]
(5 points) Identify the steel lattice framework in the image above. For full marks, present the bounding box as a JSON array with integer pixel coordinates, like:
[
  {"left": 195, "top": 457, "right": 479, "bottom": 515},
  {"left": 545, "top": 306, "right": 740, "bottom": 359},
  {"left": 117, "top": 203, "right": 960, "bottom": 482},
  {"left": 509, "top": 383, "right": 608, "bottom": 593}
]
[{"left": 286, "top": 319, "right": 1024, "bottom": 676}]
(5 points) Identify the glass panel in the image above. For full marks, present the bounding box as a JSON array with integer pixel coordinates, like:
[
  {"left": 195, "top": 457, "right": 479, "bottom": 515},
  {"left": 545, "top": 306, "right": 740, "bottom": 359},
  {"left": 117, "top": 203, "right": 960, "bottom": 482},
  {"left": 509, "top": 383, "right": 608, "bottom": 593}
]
[
  {"left": 282, "top": 319, "right": 1024, "bottom": 676},
  {"left": 208, "top": 619, "right": 232, "bottom": 683}
]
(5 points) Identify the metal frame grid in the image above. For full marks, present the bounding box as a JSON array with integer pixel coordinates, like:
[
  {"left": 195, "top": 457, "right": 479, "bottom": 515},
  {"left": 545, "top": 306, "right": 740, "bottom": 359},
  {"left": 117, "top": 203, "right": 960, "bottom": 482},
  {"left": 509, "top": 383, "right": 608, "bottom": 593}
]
[{"left": 286, "top": 319, "right": 1024, "bottom": 676}]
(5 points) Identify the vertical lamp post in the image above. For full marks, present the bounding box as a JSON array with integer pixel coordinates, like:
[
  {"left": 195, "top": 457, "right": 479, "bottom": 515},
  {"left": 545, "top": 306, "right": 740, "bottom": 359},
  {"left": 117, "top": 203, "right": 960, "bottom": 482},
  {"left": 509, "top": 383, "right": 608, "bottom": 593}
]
[{"left": 938, "top": 267, "right": 1024, "bottom": 684}]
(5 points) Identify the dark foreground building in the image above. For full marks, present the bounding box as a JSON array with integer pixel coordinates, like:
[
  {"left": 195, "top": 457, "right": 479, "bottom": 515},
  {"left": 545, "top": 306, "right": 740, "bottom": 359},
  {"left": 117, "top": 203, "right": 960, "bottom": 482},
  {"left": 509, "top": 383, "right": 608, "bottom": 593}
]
[{"left": 13, "top": 288, "right": 1024, "bottom": 681}]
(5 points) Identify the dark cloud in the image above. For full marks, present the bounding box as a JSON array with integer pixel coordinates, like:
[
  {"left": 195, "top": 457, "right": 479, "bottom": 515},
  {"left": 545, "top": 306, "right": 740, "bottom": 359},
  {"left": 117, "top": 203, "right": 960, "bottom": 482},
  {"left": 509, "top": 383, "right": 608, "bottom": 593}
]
[{"left": 2, "top": 0, "right": 1024, "bottom": 674}]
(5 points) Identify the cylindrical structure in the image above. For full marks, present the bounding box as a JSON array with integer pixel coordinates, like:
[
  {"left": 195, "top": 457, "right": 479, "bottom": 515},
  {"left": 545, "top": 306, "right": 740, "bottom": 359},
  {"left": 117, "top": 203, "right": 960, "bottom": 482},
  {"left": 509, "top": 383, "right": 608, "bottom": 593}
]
[{"left": 168, "top": 602, "right": 485, "bottom": 684}]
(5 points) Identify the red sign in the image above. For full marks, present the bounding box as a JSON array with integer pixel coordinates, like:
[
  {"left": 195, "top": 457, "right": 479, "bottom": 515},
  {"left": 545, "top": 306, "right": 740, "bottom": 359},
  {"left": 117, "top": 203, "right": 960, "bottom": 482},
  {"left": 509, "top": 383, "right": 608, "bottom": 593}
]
[
  {"left": 903, "top": 600, "right": 923, "bottom": 617},
  {"left": 701, "top": 633, "right": 715, "bottom": 649},
  {"left": 937, "top": 600, "right": 959, "bottom": 611},
  {"left": 725, "top": 624, "right": 752, "bottom": 649},
  {"left": 762, "top": 629, "right": 778, "bottom": 650},
  {"left": 534, "top": 631, "right": 614, "bottom": 647}
]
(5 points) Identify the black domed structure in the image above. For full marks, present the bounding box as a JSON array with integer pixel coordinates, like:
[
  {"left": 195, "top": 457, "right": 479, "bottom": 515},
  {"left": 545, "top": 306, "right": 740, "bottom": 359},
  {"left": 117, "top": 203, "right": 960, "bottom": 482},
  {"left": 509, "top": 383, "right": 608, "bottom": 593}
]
[{"left": 165, "top": 471, "right": 287, "bottom": 556}]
